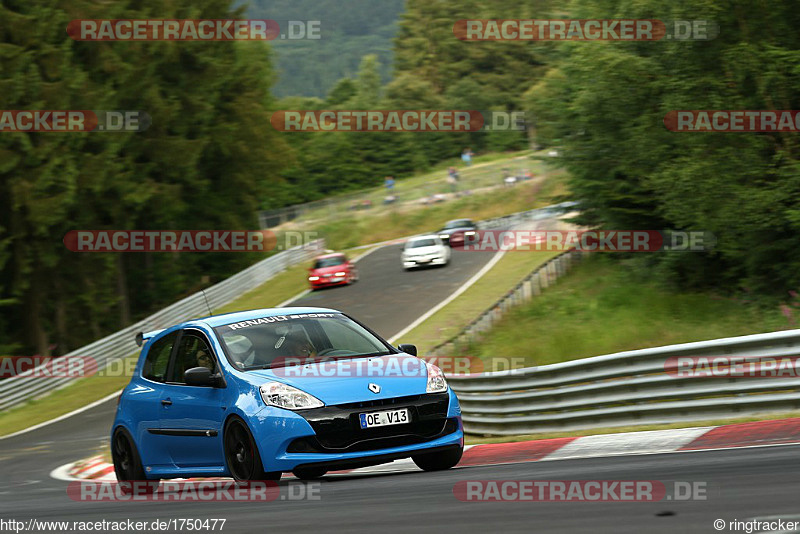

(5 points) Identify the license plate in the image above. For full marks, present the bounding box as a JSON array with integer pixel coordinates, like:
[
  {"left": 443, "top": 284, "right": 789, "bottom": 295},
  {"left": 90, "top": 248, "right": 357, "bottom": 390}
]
[
  {"left": 331, "top": 277, "right": 343, "bottom": 282},
  {"left": 359, "top": 408, "right": 410, "bottom": 429}
]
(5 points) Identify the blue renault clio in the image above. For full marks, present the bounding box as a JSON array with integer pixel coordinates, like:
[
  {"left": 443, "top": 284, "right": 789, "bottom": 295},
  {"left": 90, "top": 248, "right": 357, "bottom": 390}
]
[{"left": 111, "top": 307, "right": 463, "bottom": 486}]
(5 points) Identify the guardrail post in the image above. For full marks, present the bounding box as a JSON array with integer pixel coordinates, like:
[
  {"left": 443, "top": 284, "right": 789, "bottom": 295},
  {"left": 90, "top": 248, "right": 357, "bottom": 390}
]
[{"left": 540, "top": 267, "right": 550, "bottom": 289}]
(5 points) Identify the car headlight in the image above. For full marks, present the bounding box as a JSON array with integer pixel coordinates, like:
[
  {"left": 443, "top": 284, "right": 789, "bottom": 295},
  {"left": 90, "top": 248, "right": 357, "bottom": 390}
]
[
  {"left": 464, "top": 231, "right": 476, "bottom": 236},
  {"left": 439, "top": 234, "right": 449, "bottom": 239},
  {"left": 426, "top": 363, "right": 448, "bottom": 393},
  {"left": 334, "top": 271, "right": 346, "bottom": 276},
  {"left": 308, "top": 276, "right": 320, "bottom": 281},
  {"left": 260, "top": 381, "right": 324, "bottom": 410}
]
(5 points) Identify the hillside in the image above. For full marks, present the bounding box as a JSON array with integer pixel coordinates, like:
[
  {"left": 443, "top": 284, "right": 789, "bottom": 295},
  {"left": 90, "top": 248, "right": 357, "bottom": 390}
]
[{"left": 243, "top": 0, "right": 404, "bottom": 97}]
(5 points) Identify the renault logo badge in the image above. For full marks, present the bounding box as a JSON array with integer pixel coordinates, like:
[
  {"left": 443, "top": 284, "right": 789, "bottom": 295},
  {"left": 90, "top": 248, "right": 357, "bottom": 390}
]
[{"left": 368, "top": 383, "right": 381, "bottom": 394}]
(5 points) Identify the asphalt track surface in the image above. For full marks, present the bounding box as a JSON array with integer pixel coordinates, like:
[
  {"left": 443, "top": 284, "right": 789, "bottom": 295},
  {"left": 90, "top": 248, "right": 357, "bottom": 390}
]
[
  {"left": 290, "top": 241, "right": 498, "bottom": 340},
  {"left": 3, "top": 419, "right": 800, "bottom": 534},
  {"left": 2, "top": 239, "right": 796, "bottom": 533}
]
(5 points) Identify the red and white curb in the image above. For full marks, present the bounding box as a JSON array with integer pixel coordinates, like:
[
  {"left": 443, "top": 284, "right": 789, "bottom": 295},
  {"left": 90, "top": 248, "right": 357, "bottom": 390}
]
[{"left": 51, "top": 417, "right": 800, "bottom": 483}]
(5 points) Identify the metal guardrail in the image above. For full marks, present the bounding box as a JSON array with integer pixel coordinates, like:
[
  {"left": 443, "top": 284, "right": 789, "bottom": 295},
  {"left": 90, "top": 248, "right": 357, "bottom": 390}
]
[
  {"left": 416, "top": 202, "right": 800, "bottom": 435},
  {"left": 449, "top": 329, "right": 800, "bottom": 435},
  {"left": 0, "top": 241, "right": 325, "bottom": 411}
]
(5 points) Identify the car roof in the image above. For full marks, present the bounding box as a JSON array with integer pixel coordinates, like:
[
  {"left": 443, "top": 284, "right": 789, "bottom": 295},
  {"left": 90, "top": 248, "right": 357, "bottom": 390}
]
[
  {"left": 408, "top": 234, "right": 441, "bottom": 241},
  {"left": 314, "top": 253, "right": 346, "bottom": 259},
  {"left": 182, "top": 307, "right": 341, "bottom": 328}
]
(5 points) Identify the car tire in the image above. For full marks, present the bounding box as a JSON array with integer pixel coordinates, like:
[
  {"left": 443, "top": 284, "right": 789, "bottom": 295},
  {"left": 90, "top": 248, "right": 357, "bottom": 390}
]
[
  {"left": 292, "top": 466, "right": 328, "bottom": 480},
  {"left": 224, "top": 418, "right": 281, "bottom": 483},
  {"left": 412, "top": 446, "right": 463, "bottom": 472},
  {"left": 112, "top": 427, "right": 159, "bottom": 494}
]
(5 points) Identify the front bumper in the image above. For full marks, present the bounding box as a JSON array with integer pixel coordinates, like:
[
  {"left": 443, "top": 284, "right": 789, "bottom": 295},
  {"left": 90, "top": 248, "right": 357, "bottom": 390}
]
[
  {"left": 250, "top": 389, "right": 463, "bottom": 472},
  {"left": 309, "top": 275, "right": 348, "bottom": 288},
  {"left": 403, "top": 255, "right": 447, "bottom": 268}
]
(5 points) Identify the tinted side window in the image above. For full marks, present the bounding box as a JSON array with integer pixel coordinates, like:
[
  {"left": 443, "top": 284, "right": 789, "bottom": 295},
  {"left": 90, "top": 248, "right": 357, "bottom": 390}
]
[
  {"left": 168, "top": 332, "right": 216, "bottom": 384},
  {"left": 142, "top": 332, "right": 178, "bottom": 383}
]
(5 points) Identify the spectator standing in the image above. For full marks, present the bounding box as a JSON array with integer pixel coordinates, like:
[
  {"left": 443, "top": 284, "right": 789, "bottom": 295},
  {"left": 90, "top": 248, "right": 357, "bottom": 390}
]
[{"left": 461, "top": 148, "right": 473, "bottom": 166}]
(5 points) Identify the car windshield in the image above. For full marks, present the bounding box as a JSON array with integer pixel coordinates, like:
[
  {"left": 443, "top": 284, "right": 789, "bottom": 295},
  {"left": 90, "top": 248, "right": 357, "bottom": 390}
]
[
  {"left": 214, "top": 313, "right": 392, "bottom": 370},
  {"left": 406, "top": 238, "right": 436, "bottom": 248},
  {"left": 313, "top": 256, "right": 345, "bottom": 268},
  {"left": 443, "top": 220, "right": 472, "bottom": 230}
]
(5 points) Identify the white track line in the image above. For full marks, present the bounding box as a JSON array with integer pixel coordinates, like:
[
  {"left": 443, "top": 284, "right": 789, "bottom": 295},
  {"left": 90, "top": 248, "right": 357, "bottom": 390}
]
[
  {"left": 543, "top": 427, "right": 714, "bottom": 461},
  {"left": 0, "top": 389, "right": 122, "bottom": 441},
  {"left": 388, "top": 249, "right": 505, "bottom": 344}
]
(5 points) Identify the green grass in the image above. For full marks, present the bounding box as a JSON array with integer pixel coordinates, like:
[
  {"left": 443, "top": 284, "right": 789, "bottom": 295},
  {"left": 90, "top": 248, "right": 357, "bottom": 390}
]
[
  {"left": 294, "top": 150, "right": 545, "bottom": 222},
  {"left": 316, "top": 173, "right": 567, "bottom": 251},
  {"left": 466, "top": 255, "right": 788, "bottom": 368}
]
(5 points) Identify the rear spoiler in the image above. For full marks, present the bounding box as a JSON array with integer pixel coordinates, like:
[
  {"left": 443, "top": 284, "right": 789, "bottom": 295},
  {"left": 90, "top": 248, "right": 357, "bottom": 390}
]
[{"left": 135, "top": 329, "right": 165, "bottom": 347}]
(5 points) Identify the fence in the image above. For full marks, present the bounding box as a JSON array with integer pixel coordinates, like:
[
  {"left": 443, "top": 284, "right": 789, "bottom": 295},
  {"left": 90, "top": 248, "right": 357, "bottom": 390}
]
[
  {"left": 0, "top": 241, "right": 325, "bottom": 411},
  {"left": 449, "top": 329, "right": 800, "bottom": 436},
  {"left": 257, "top": 156, "right": 556, "bottom": 229}
]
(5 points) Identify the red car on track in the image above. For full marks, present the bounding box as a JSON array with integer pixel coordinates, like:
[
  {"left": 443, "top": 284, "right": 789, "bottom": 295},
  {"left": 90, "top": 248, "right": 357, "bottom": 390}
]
[{"left": 308, "top": 253, "right": 359, "bottom": 289}]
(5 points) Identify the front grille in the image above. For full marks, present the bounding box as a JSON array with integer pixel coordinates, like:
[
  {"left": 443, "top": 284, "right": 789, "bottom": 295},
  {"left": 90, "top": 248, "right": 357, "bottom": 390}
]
[
  {"left": 288, "top": 392, "right": 455, "bottom": 454},
  {"left": 337, "top": 395, "right": 420, "bottom": 410}
]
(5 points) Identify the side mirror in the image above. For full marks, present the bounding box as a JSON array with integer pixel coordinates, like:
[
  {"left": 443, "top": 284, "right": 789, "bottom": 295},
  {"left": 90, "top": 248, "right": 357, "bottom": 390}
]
[
  {"left": 397, "top": 344, "right": 417, "bottom": 356},
  {"left": 184, "top": 366, "right": 224, "bottom": 387}
]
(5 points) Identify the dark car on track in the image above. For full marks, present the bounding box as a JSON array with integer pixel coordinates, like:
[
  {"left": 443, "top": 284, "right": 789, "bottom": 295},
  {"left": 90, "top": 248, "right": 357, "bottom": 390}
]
[{"left": 437, "top": 219, "right": 478, "bottom": 247}]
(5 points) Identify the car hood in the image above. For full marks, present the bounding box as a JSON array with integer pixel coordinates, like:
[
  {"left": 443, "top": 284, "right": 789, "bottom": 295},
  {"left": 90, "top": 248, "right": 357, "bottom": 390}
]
[
  {"left": 404, "top": 245, "right": 443, "bottom": 255},
  {"left": 239, "top": 353, "right": 429, "bottom": 405}
]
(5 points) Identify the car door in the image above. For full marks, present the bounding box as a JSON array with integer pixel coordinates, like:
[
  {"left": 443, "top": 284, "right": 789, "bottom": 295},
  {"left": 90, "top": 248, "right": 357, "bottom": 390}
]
[
  {"left": 158, "top": 329, "right": 227, "bottom": 468},
  {"left": 134, "top": 331, "right": 179, "bottom": 469}
]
